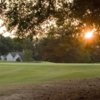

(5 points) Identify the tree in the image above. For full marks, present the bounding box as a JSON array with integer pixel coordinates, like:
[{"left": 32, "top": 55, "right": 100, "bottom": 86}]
[
  {"left": 0, "top": 0, "right": 72, "bottom": 38},
  {"left": 72, "top": 0, "right": 100, "bottom": 30},
  {"left": 71, "top": 0, "right": 100, "bottom": 62},
  {"left": 2, "top": 0, "right": 100, "bottom": 38},
  {"left": 23, "top": 49, "right": 33, "bottom": 62},
  {"left": 0, "top": 35, "right": 14, "bottom": 55},
  {"left": 1, "top": 0, "right": 55, "bottom": 38},
  {"left": 0, "top": 35, "right": 25, "bottom": 55},
  {"left": 35, "top": 23, "right": 91, "bottom": 63}
]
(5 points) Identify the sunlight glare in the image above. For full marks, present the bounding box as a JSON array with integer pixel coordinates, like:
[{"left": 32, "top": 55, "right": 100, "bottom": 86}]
[{"left": 84, "top": 29, "right": 96, "bottom": 40}]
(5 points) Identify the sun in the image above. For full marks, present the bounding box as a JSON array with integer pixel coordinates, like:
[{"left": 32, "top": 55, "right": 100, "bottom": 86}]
[
  {"left": 84, "top": 31, "right": 93, "bottom": 39},
  {"left": 84, "top": 29, "right": 96, "bottom": 40}
]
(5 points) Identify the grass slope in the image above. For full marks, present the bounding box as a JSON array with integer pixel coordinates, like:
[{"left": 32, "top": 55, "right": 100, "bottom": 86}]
[{"left": 0, "top": 62, "right": 100, "bottom": 87}]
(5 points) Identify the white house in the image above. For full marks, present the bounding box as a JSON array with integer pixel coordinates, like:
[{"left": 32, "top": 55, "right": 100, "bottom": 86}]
[{"left": 0, "top": 52, "right": 23, "bottom": 62}]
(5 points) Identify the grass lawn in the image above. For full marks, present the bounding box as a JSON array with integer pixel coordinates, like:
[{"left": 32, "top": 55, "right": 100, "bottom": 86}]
[{"left": 0, "top": 62, "right": 100, "bottom": 87}]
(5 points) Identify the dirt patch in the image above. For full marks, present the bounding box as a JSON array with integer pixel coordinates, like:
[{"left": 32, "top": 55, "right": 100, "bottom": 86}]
[{"left": 0, "top": 78, "right": 100, "bottom": 100}]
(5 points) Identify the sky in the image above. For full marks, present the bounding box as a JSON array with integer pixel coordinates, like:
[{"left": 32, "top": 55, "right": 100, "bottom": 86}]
[{"left": 0, "top": 19, "right": 16, "bottom": 38}]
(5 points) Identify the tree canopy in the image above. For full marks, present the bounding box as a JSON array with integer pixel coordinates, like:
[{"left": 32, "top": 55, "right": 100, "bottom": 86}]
[
  {"left": 0, "top": 0, "right": 72, "bottom": 38},
  {"left": 1, "top": 0, "right": 100, "bottom": 36}
]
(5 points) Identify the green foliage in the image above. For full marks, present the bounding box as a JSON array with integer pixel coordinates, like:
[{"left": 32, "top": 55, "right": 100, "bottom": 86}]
[
  {"left": 23, "top": 49, "right": 33, "bottom": 62},
  {"left": 37, "top": 38, "right": 84, "bottom": 63},
  {"left": 0, "top": 35, "right": 34, "bottom": 56},
  {"left": 22, "top": 38, "right": 33, "bottom": 50},
  {"left": 2, "top": 0, "right": 57, "bottom": 37},
  {"left": 35, "top": 23, "right": 91, "bottom": 63},
  {"left": 72, "top": 0, "right": 100, "bottom": 27},
  {"left": 0, "top": 35, "right": 13, "bottom": 55},
  {"left": 0, "top": 35, "right": 25, "bottom": 55}
]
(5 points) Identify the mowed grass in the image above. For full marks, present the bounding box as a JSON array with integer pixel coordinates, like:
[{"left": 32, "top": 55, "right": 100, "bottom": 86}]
[{"left": 0, "top": 62, "right": 100, "bottom": 87}]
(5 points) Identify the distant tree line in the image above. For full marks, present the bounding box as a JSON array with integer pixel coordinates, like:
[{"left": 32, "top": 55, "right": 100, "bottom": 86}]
[
  {"left": 34, "top": 26, "right": 100, "bottom": 63},
  {"left": 0, "top": 35, "right": 33, "bottom": 61},
  {"left": 0, "top": 35, "right": 22, "bottom": 55}
]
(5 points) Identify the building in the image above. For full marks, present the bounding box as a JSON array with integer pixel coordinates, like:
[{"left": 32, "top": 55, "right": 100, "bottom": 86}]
[{"left": 0, "top": 52, "right": 23, "bottom": 62}]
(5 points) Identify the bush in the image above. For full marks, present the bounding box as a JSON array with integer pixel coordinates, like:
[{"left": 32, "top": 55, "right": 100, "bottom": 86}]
[{"left": 23, "top": 49, "right": 33, "bottom": 62}]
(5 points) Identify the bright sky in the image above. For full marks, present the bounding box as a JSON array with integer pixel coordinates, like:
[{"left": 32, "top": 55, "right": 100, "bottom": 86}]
[{"left": 0, "top": 19, "right": 16, "bottom": 38}]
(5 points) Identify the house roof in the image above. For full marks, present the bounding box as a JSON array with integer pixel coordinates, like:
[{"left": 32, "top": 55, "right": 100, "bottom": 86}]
[
  {"left": 8, "top": 52, "right": 23, "bottom": 58},
  {"left": 10, "top": 52, "right": 17, "bottom": 57}
]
